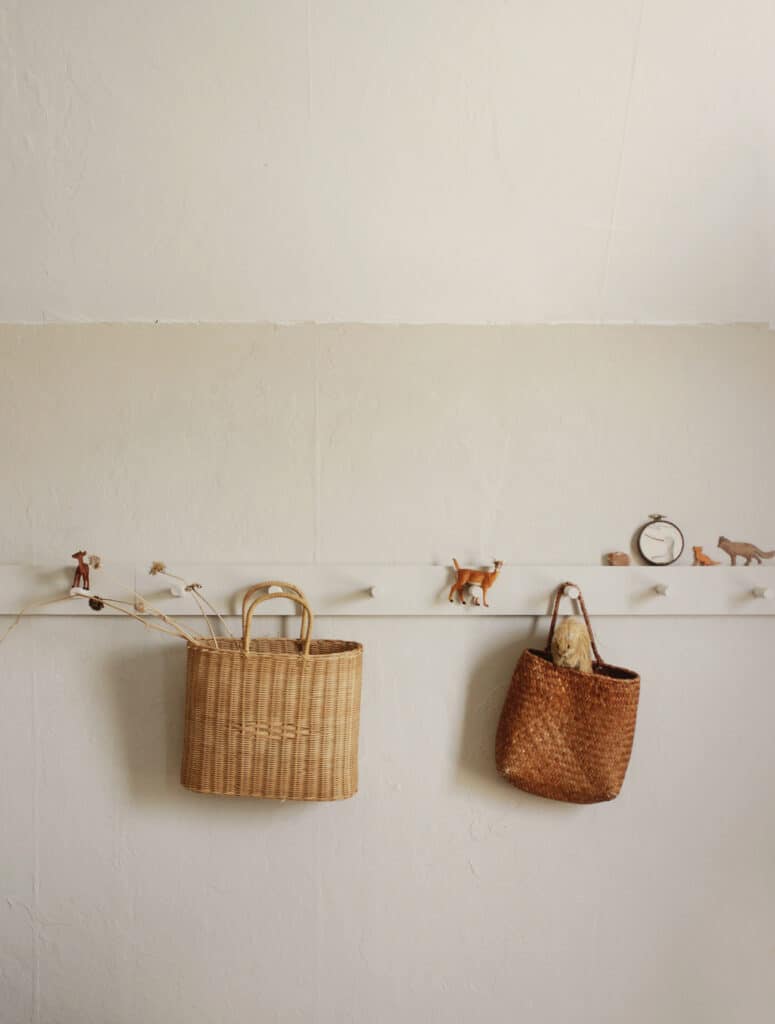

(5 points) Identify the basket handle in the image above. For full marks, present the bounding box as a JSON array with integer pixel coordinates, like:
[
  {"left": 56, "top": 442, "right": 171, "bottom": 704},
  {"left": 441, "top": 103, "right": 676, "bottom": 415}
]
[
  {"left": 544, "top": 581, "right": 603, "bottom": 667},
  {"left": 242, "top": 584, "right": 314, "bottom": 656},
  {"left": 241, "top": 581, "right": 310, "bottom": 639}
]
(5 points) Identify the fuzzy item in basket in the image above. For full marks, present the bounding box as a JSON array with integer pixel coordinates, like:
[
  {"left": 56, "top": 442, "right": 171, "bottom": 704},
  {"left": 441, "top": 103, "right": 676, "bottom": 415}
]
[{"left": 551, "top": 617, "right": 593, "bottom": 674}]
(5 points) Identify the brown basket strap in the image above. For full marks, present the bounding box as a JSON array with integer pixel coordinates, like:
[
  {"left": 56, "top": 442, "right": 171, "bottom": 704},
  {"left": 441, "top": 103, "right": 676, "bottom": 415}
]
[
  {"left": 544, "top": 581, "right": 603, "bottom": 667},
  {"left": 242, "top": 585, "right": 314, "bottom": 656},
  {"left": 241, "top": 581, "right": 310, "bottom": 639}
]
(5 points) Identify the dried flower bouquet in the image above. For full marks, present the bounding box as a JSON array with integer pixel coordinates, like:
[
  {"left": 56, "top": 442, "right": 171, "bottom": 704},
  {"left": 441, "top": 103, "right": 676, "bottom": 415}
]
[{"left": 1, "top": 553, "right": 232, "bottom": 648}]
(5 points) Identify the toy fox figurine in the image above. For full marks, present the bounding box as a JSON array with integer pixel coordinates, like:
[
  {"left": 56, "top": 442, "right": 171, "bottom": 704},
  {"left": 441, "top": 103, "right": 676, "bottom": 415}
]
[
  {"left": 718, "top": 536, "right": 775, "bottom": 566},
  {"left": 693, "top": 546, "right": 720, "bottom": 566},
  {"left": 449, "top": 559, "right": 503, "bottom": 607}
]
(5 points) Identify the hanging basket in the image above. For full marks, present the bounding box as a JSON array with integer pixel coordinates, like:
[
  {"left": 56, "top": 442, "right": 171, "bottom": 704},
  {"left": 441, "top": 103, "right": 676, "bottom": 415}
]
[
  {"left": 181, "top": 582, "right": 363, "bottom": 801},
  {"left": 495, "top": 582, "right": 640, "bottom": 804}
]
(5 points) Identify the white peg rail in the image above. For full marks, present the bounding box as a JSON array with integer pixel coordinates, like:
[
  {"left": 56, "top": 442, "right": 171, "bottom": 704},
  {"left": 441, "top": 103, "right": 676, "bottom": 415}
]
[{"left": 2, "top": 564, "right": 775, "bottom": 617}]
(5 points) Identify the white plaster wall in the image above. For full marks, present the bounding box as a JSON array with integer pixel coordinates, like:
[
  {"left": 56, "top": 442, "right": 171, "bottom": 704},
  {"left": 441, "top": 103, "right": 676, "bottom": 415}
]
[
  {"left": 0, "top": 1, "right": 772, "bottom": 324},
  {"left": 2, "top": 324, "right": 775, "bottom": 566},
  {"left": 2, "top": 1, "right": 775, "bottom": 1019},
  {"left": 2, "top": 326, "right": 775, "bottom": 1024}
]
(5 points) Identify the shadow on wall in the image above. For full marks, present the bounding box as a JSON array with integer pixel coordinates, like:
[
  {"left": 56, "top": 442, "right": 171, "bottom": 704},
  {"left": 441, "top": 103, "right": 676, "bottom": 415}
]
[
  {"left": 102, "top": 643, "right": 308, "bottom": 819},
  {"left": 103, "top": 622, "right": 582, "bottom": 818},
  {"left": 456, "top": 619, "right": 582, "bottom": 816}
]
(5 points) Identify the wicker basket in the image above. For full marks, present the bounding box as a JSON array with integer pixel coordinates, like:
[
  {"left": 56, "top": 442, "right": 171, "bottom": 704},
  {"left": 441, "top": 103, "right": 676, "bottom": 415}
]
[
  {"left": 495, "top": 582, "right": 639, "bottom": 804},
  {"left": 181, "top": 582, "right": 363, "bottom": 801}
]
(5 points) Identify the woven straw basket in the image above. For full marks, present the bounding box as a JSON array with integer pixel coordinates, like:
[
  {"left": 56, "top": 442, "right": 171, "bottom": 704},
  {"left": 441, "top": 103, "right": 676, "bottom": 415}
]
[
  {"left": 496, "top": 582, "right": 639, "bottom": 804},
  {"left": 181, "top": 582, "right": 363, "bottom": 801}
]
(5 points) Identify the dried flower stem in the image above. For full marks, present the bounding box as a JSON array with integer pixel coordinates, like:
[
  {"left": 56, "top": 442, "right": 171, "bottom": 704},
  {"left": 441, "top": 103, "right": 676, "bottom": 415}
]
[
  {"left": 157, "top": 569, "right": 234, "bottom": 641},
  {"left": 1, "top": 561, "right": 229, "bottom": 651},
  {"left": 193, "top": 592, "right": 234, "bottom": 639},
  {"left": 0, "top": 594, "right": 73, "bottom": 646},
  {"left": 76, "top": 594, "right": 202, "bottom": 643},
  {"left": 189, "top": 590, "right": 219, "bottom": 648},
  {"left": 133, "top": 603, "right": 200, "bottom": 644},
  {"left": 95, "top": 567, "right": 204, "bottom": 644}
]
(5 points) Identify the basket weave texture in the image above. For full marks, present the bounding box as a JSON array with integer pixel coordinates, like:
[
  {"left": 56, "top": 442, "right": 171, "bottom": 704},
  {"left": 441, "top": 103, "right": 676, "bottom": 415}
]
[
  {"left": 181, "top": 582, "right": 362, "bottom": 801},
  {"left": 495, "top": 582, "right": 639, "bottom": 804}
]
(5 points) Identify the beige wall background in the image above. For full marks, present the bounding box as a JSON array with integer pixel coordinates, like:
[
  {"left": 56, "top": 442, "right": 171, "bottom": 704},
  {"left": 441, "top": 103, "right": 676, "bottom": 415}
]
[
  {"left": 2, "top": 326, "right": 775, "bottom": 1024},
  {"left": 0, "top": 325, "right": 774, "bottom": 566},
  {"left": 0, "top": 1, "right": 772, "bottom": 325},
  {"left": 1, "top": 1, "right": 774, "bottom": 1022}
]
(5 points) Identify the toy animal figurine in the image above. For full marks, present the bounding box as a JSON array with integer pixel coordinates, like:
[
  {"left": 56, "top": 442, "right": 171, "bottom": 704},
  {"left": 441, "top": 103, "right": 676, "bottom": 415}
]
[
  {"left": 71, "top": 550, "right": 90, "bottom": 591},
  {"left": 693, "top": 546, "right": 720, "bottom": 566},
  {"left": 551, "top": 617, "right": 593, "bottom": 675},
  {"left": 605, "top": 552, "right": 631, "bottom": 566},
  {"left": 449, "top": 559, "right": 503, "bottom": 607},
  {"left": 718, "top": 536, "right": 775, "bottom": 566}
]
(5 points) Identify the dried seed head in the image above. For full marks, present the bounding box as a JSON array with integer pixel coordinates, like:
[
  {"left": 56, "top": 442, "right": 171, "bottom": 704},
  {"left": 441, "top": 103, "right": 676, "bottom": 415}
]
[
  {"left": 134, "top": 598, "right": 146, "bottom": 613},
  {"left": 87, "top": 554, "right": 102, "bottom": 570},
  {"left": 149, "top": 561, "right": 166, "bottom": 576},
  {"left": 185, "top": 582, "right": 202, "bottom": 591},
  {"left": 88, "top": 597, "right": 105, "bottom": 612}
]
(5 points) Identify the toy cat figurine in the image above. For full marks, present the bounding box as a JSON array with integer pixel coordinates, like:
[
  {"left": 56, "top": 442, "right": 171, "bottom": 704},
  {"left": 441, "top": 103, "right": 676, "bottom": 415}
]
[
  {"left": 693, "top": 546, "right": 720, "bottom": 566},
  {"left": 448, "top": 559, "right": 502, "bottom": 607},
  {"left": 718, "top": 536, "right": 775, "bottom": 566},
  {"left": 551, "top": 617, "right": 593, "bottom": 675}
]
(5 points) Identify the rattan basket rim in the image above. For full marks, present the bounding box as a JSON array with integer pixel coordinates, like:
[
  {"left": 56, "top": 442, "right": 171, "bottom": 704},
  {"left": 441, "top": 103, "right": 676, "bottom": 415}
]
[
  {"left": 524, "top": 647, "right": 639, "bottom": 683},
  {"left": 188, "top": 637, "right": 363, "bottom": 660}
]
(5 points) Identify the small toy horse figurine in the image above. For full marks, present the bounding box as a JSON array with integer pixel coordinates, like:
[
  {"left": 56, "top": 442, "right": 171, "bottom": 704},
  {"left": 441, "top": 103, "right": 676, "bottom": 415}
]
[
  {"left": 72, "top": 550, "right": 90, "bottom": 591},
  {"left": 449, "top": 559, "right": 503, "bottom": 607}
]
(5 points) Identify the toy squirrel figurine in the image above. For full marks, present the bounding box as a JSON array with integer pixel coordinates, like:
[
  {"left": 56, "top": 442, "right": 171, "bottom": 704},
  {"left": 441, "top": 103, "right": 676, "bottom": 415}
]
[
  {"left": 551, "top": 617, "right": 593, "bottom": 674},
  {"left": 718, "top": 536, "right": 775, "bottom": 566},
  {"left": 693, "top": 546, "right": 720, "bottom": 566},
  {"left": 448, "top": 559, "right": 503, "bottom": 607}
]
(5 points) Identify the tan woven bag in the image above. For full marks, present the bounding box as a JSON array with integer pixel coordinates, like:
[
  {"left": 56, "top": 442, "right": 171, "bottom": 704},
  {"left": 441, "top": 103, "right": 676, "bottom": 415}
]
[
  {"left": 495, "top": 582, "right": 640, "bottom": 804},
  {"left": 181, "top": 582, "right": 363, "bottom": 801}
]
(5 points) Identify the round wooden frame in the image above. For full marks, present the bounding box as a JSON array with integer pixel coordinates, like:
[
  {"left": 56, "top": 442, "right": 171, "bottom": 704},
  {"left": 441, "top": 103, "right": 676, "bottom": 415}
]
[{"left": 637, "top": 514, "right": 685, "bottom": 566}]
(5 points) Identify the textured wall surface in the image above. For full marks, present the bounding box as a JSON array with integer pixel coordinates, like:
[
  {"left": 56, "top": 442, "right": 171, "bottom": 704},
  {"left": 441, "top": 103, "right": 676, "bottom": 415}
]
[
  {"left": 1, "top": 324, "right": 774, "bottom": 565},
  {"left": 2, "top": 2, "right": 774, "bottom": 1019},
  {"left": 0, "top": 1, "right": 772, "bottom": 324},
  {"left": 2, "top": 326, "right": 775, "bottom": 1024}
]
